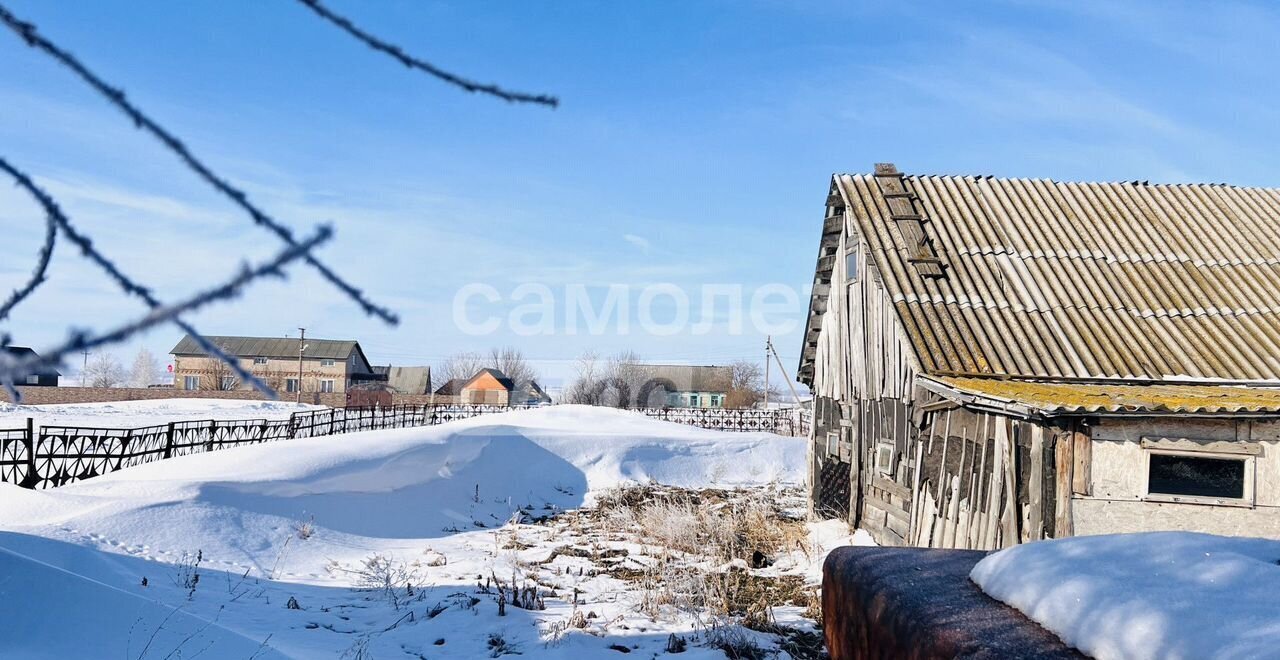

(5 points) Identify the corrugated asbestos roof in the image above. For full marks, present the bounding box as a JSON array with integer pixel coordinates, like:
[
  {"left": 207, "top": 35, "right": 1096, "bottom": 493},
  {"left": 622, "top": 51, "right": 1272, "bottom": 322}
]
[
  {"left": 931, "top": 376, "right": 1280, "bottom": 415},
  {"left": 170, "top": 335, "right": 359, "bottom": 361},
  {"left": 645, "top": 365, "right": 733, "bottom": 393},
  {"left": 824, "top": 169, "right": 1280, "bottom": 383}
]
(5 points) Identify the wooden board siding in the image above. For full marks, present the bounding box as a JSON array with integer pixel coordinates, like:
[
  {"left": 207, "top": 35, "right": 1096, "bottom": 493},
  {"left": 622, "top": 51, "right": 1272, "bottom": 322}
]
[{"left": 806, "top": 201, "right": 1065, "bottom": 550}]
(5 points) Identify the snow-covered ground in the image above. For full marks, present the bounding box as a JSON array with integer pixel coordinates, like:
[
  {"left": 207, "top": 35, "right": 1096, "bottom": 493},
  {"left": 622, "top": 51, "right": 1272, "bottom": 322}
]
[
  {"left": 0, "top": 404, "right": 856, "bottom": 659},
  {"left": 971, "top": 532, "right": 1280, "bottom": 660},
  {"left": 0, "top": 397, "right": 321, "bottom": 430}
]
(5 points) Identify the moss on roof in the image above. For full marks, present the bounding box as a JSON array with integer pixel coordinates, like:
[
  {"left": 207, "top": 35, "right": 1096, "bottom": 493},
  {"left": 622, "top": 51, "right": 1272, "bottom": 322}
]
[{"left": 937, "top": 376, "right": 1280, "bottom": 415}]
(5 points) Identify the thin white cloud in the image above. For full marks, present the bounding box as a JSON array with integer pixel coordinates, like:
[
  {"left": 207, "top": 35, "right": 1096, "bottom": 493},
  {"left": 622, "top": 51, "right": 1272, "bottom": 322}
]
[{"left": 622, "top": 233, "right": 651, "bottom": 253}]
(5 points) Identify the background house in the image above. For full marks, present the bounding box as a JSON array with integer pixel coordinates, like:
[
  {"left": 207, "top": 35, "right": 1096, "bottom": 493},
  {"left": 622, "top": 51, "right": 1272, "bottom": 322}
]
[
  {"left": 460, "top": 368, "right": 515, "bottom": 406},
  {"left": 514, "top": 380, "right": 552, "bottom": 406},
  {"left": 381, "top": 366, "right": 432, "bottom": 395},
  {"left": 645, "top": 365, "right": 732, "bottom": 408},
  {"left": 170, "top": 334, "right": 377, "bottom": 395},
  {"left": 3, "top": 347, "right": 59, "bottom": 386},
  {"left": 801, "top": 164, "right": 1280, "bottom": 549}
]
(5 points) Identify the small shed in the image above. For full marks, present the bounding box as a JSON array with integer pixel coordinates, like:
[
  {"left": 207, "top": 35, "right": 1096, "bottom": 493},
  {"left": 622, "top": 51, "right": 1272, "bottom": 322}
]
[{"left": 800, "top": 164, "right": 1280, "bottom": 548}]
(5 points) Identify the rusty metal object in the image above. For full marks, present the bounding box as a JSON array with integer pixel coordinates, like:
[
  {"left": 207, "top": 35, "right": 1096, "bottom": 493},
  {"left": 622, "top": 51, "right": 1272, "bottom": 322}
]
[{"left": 822, "top": 546, "right": 1087, "bottom": 660}]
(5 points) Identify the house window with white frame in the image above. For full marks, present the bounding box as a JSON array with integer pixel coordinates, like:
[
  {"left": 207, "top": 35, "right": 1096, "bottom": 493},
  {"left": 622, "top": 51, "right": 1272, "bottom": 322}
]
[
  {"left": 285, "top": 378, "right": 299, "bottom": 393},
  {"left": 253, "top": 357, "right": 267, "bottom": 365},
  {"left": 184, "top": 375, "right": 200, "bottom": 389},
  {"left": 1142, "top": 439, "right": 1255, "bottom": 505},
  {"left": 320, "top": 359, "right": 335, "bottom": 367},
  {"left": 319, "top": 379, "right": 334, "bottom": 393},
  {"left": 25, "top": 375, "right": 38, "bottom": 385},
  {"left": 220, "top": 376, "right": 237, "bottom": 390}
]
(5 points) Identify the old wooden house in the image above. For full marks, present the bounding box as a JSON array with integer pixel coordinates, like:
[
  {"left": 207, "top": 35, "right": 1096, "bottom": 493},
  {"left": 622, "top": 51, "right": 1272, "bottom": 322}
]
[{"left": 799, "top": 164, "right": 1280, "bottom": 549}]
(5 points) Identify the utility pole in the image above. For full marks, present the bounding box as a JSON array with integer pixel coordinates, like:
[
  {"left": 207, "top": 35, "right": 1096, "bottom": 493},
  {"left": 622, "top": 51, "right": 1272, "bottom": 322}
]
[
  {"left": 297, "top": 327, "right": 306, "bottom": 404},
  {"left": 767, "top": 337, "right": 803, "bottom": 404},
  {"left": 81, "top": 350, "right": 89, "bottom": 387},
  {"left": 763, "top": 335, "right": 771, "bottom": 410}
]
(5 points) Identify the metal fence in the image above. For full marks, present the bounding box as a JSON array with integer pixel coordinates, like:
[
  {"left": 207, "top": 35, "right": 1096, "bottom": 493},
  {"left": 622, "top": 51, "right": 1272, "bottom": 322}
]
[{"left": 0, "top": 404, "right": 806, "bottom": 490}]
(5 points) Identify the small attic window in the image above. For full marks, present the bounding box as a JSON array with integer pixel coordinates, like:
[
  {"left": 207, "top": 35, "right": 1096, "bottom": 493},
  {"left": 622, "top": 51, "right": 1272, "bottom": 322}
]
[
  {"left": 1147, "top": 451, "right": 1246, "bottom": 501},
  {"left": 846, "top": 251, "right": 859, "bottom": 282}
]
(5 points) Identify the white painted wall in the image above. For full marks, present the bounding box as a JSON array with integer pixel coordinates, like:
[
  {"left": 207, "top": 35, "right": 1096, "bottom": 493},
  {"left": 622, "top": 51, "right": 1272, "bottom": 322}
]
[{"left": 1074, "top": 417, "right": 1280, "bottom": 538}]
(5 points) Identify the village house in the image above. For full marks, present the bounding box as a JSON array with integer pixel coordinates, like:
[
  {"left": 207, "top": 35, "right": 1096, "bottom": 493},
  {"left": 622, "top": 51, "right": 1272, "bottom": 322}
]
[
  {"left": 645, "top": 364, "right": 732, "bottom": 408},
  {"left": 516, "top": 380, "right": 553, "bottom": 406},
  {"left": 170, "top": 334, "right": 379, "bottom": 395},
  {"left": 373, "top": 366, "right": 432, "bottom": 395},
  {"left": 800, "top": 164, "right": 1280, "bottom": 549},
  {"left": 3, "top": 347, "right": 59, "bottom": 386},
  {"left": 460, "top": 368, "right": 515, "bottom": 406}
]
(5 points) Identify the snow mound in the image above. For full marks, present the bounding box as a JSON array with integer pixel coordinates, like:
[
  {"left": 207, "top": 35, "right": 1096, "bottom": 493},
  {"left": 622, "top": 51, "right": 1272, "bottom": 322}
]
[
  {"left": 971, "top": 532, "right": 1280, "bottom": 660},
  {"left": 0, "top": 405, "right": 802, "bottom": 572},
  {"left": 0, "top": 538, "right": 286, "bottom": 659}
]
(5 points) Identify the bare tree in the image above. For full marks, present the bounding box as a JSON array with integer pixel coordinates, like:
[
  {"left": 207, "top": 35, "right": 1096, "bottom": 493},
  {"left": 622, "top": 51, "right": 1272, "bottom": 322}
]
[
  {"left": 606, "top": 352, "right": 654, "bottom": 408},
  {"left": 565, "top": 351, "right": 602, "bottom": 405},
  {"left": 489, "top": 346, "right": 536, "bottom": 391},
  {"left": 205, "top": 344, "right": 241, "bottom": 391},
  {"left": 565, "top": 351, "right": 664, "bottom": 408},
  {"left": 127, "top": 347, "right": 160, "bottom": 388},
  {"left": 436, "top": 351, "right": 486, "bottom": 387},
  {"left": 724, "top": 359, "right": 779, "bottom": 409},
  {"left": 84, "top": 352, "right": 125, "bottom": 388}
]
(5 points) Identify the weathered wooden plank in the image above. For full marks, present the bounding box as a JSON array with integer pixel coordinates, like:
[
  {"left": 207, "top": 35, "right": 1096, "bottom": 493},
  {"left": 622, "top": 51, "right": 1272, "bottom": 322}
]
[
  {"left": 1072, "top": 429, "right": 1091, "bottom": 495},
  {"left": 907, "top": 436, "right": 926, "bottom": 544},
  {"left": 1000, "top": 420, "right": 1019, "bottom": 548},
  {"left": 873, "top": 475, "right": 911, "bottom": 501},
  {"left": 1140, "top": 437, "right": 1262, "bottom": 456},
  {"left": 1054, "top": 429, "right": 1074, "bottom": 539},
  {"left": 866, "top": 496, "right": 910, "bottom": 527},
  {"left": 942, "top": 474, "right": 961, "bottom": 548},
  {"left": 1025, "top": 425, "right": 1045, "bottom": 543}
]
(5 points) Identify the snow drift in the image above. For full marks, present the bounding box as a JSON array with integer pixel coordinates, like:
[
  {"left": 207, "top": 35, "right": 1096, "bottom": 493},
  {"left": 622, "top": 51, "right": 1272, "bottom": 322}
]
[{"left": 971, "top": 532, "right": 1280, "bottom": 660}]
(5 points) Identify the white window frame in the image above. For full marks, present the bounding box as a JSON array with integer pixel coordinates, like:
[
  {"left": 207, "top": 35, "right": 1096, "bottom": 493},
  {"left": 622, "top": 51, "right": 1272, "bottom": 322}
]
[
  {"left": 285, "top": 378, "right": 300, "bottom": 393},
  {"left": 184, "top": 375, "right": 200, "bottom": 390},
  {"left": 875, "top": 440, "right": 895, "bottom": 475},
  {"left": 1141, "top": 445, "right": 1255, "bottom": 509},
  {"left": 253, "top": 357, "right": 268, "bottom": 365},
  {"left": 320, "top": 359, "right": 335, "bottom": 367},
  {"left": 25, "top": 375, "right": 39, "bottom": 385},
  {"left": 826, "top": 431, "right": 840, "bottom": 458},
  {"left": 220, "top": 376, "right": 237, "bottom": 391},
  {"left": 319, "top": 379, "right": 335, "bottom": 393}
]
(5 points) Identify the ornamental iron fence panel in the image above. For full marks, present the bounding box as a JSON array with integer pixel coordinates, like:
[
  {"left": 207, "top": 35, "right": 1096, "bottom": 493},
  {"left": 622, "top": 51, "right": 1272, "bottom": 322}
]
[{"left": 0, "top": 404, "right": 804, "bottom": 490}]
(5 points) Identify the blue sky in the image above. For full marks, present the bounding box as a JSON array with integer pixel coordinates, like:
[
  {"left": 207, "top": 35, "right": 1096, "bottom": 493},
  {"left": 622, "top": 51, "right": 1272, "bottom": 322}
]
[{"left": 2, "top": 0, "right": 1279, "bottom": 387}]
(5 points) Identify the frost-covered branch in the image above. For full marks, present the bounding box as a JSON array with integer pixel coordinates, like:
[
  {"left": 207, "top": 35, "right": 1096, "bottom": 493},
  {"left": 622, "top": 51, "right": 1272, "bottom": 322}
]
[
  {"left": 0, "top": 156, "right": 322, "bottom": 398},
  {"left": 295, "top": 0, "right": 559, "bottom": 108},
  {"left": 0, "top": 224, "right": 332, "bottom": 398},
  {"left": 0, "top": 209, "right": 55, "bottom": 322},
  {"left": 0, "top": 3, "right": 399, "bottom": 325}
]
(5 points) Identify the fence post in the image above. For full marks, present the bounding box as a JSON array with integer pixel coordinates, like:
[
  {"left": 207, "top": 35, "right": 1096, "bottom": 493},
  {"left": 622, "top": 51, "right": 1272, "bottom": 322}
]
[
  {"left": 205, "top": 421, "right": 215, "bottom": 452},
  {"left": 163, "top": 421, "right": 175, "bottom": 459},
  {"left": 288, "top": 412, "right": 298, "bottom": 440},
  {"left": 22, "top": 418, "right": 36, "bottom": 489}
]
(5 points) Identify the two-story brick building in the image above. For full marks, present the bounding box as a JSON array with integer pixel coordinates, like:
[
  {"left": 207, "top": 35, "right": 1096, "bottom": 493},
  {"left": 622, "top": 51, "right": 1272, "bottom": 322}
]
[{"left": 169, "top": 334, "right": 378, "bottom": 395}]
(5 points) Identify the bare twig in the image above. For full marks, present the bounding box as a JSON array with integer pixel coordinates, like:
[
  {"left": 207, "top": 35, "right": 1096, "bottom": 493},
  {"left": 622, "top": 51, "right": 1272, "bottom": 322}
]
[
  {"left": 0, "top": 211, "right": 55, "bottom": 322},
  {"left": 295, "top": 0, "right": 558, "bottom": 108},
  {"left": 0, "top": 3, "right": 399, "bottom": 325},
  {"left": 0, "top": 217, "right": 331, "bottom": 391},
  {"left": 0, "top": 156, "right": 281, "bottom": 396}
]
